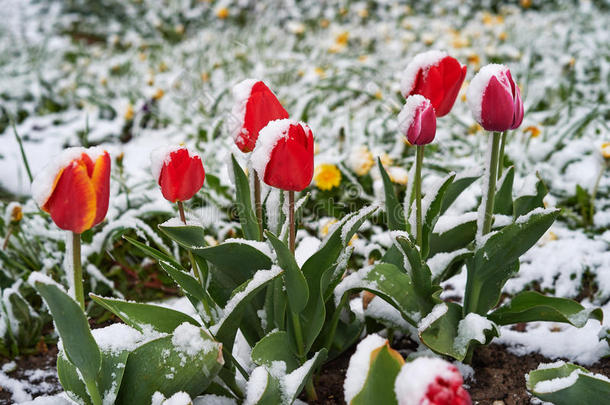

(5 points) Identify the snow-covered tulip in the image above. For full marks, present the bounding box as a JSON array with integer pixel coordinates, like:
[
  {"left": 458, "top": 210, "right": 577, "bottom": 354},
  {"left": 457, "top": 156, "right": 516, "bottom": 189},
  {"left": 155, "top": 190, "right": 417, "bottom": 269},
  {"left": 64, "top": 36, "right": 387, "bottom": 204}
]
[
  {"left": 251, "top": 119, "right": 314, "bottom": 192},
  {"left": 466, "top": 64, "right": 524, "bottom": 132},
  {"left": 400, "top": 50, "right": 467, "bottom": 117},
  {"left": 151, "top": 146, "right": 205, "bottom": 203},
  {"left": 394, "top": 357, "right": 471, "bottom": 405},
  {"left": 32, "top": 147, "right": 110, "bottom": 234},
  {"left": 398, "top": 95, "right": 437, "bottom": 146},
  {"left": 231, "top": 79, "right": 289, "bottom": 153}
]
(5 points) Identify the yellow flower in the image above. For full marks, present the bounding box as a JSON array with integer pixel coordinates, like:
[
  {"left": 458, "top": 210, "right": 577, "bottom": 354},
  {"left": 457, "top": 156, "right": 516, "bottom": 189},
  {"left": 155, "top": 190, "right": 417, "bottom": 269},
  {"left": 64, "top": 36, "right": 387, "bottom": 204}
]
[
  {"left": 320, "top": 18, "right": 330, "bottom": 28},
  {"left": 100, "top": 77, "right": 108, "bottom": 86},
  {"left": 374, "top": 91, "right": 383, "bottom": 100},
  {"left": 329, "top": 31, "right": 350, "bottom": 53},
  {"left": 216, "top": 7, "right": 229, "bottom": 19},
  {"left": 158, "top": 61, "right": 168, "bottom": 72},
  {"left": 153, "top": 88, "right": 165, "bottom": 100},
  {"left": 320, "top": 218, "right": 338, "bottom": 237},
  {"left": 9, "top": 204, "right": 23, "bottom": 223},
  {"left": 524, "top": 125, "right": 541, "bottom": 138},
  {"left": 467, "top": 53, "right": 480, "bottom": 68},
  {"left": 482, "top": 13, "right": 504, "bottom": 26},
  {"left": 358, "top": 8, "right": 369, "bottom": 18},
  {"left": 347, "top": 146, "right": 374, "bottom": 176},
  {"left": 451, "top": 32, "right": 469, "bottom": 48},
  {"left": 124, "top": 103, "right": 134, "bottom": 120},
  {"left": 379, "top": 152, "right": 393, "bottom": 167},
  {"left": 314, "top": 164, "right": 342, "bottom": 191},
  {"left": 314, "top": 67, "right": 326, "bottom": 78},
  {"left": 521, "top": 0, "right": 532, "bottom": 8},
  {"left": 204, "top": 235, "right": 218, "bottom": 246},
  {"left": 201, "top": 72, "right": 210, "bottom": 82},
  {"left": 387, "top": 166, "right": 408, "bottom": 185},
  {"left": 138, "top": 52, "right": 147, "bottom": 61},
  {"left": 601, "top": 142, "right": 610, "bottom": 159},
  {"left": 358, "top": 55, "right": 368, "bottom": 62},
  {"left": 498, "top": 31, "right": 507, "bottom": 41},
  {"left": 175, "top": 24, "right": 185, "bottom": 35},
  {"left": 468, "top": 123, "right": 483, "bottom": 135}
]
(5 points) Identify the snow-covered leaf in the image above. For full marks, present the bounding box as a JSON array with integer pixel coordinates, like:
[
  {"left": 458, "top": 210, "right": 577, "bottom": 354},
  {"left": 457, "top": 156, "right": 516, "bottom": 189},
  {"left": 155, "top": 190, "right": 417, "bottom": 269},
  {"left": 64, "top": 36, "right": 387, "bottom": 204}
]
[
  {"left": 251, "top": 330, "right": 299, "bottom": 373},
  {"left": 231, "top": 154, "right": 261, "bottom": 241}
]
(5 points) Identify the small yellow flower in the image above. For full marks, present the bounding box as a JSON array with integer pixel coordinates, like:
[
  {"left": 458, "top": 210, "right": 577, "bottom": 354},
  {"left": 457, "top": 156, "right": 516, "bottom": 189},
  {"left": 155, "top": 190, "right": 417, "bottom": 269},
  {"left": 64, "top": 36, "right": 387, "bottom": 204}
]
[
  {"left": 138, "top": 52, "right": 147, "bottom": 61},
  {"left": 387, "top": 166, "right": 408, "bottom": 185},
  {"left": 204, "top": 235, "right": 218, "bottom": 246},
  {"left": 601, "top": 142, "right": 610, "bottom": 159},
  {"left": 314, "top": 164, "right": 342, "bottom": 191},
  {"left": 174, "top": 24, "right": 185, "bottom": 35},
  {"left": 498, "top": 31, "right": 507, "bottom": 41},
  {"left": 374, "top": 91, "right": 383, "bottom": 100},
  {"left": 158, "top": 61, "right": 168, "bottom": 72},
  {"left": 347, "top": 146, "right": 374, "bottom": 176},
  {"left": 320, "top": 18, "right": 330, "bottom": 28},
  {"left": 521, "top": 0, "right": 532, "bottom": 8},
  {"left": 422, "top": 33, "right": 435, "bottom": 45},
  {"left": 320, "top": 218, "right": 338, "bottom": 237},
  {"left": 336, "top": 31, "right": 349, "bottom": 46},
  {"left": 153, "top": 88, "right": 165, "bottom": 100},
  {"left": 146, "top": 74, "right": 155, "bottom": 86},
  {"left": 468, "top": 123, "right": 483, "bottom": 135},
  {"left": 314, "top": 67, "right": 326, "bottom": 78},
  {"left": 358, "top": 8, "right": 369, "bottom": 18},
  {"left": 524, "top": 125, "right": 541, "bottom": 138},
  {"left": 482, "top": 13, "right": 504, "bottom": 26},
  {"left": 9, "top": 204, "right": 23, "bottom": 223},
  {"left": 216, "top": 7, "right": 229, "bottom": 19},
  {"left": 124, "top": 103, "right": 134, "bottom": 120},
  {"left": 467, "top": 53, "right": 480, "bottom": 68},
  {"left": 358, "top": 55, "right": 368, "bottom": 62},
  {"left": 100, "top": 77, "right": 108, "bottom": 86},
  {"left": 379, "top": 152, "right": 393, "bottom": 168},
  {"left": 451, "top": 32, "right": 469, "bottom": 48}
]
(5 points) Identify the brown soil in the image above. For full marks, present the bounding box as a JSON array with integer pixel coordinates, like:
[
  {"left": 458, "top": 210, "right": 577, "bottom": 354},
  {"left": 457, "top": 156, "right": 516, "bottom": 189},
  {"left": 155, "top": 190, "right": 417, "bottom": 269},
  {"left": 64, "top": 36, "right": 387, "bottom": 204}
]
[{"left": 2, "top": 339, "right": 609, "bottom": 404}]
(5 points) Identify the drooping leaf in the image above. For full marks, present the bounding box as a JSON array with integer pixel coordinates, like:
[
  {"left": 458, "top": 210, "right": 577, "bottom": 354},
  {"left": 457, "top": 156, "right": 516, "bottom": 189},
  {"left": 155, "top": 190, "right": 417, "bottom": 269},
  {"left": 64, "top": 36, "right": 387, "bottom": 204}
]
[
  {"left": 124, "top": 235, "right": 180, "bottom": 268},
  {"left": 90, "top": 294, "right": 200, "bottom": 333},
  {"left": 488, "top": 291, "right": 603, "bottom": 327},
  {"left": 440, "top": 170, "right": 481, "bottom": 215},
  {"left": 266, "top": 231, "right": 308, "bottom": 314},
  {"left": 527, "top": 362, "right": 610, "bottom": 405},
  {"left": 378, "top": 158, "right": 406, "bottom": 231},
  {"left": 231, "top": 154, "right": 261, "bottom": 241},
  {"left": 157, "top": 224, "right": 207, "bottom": 250},
  {"left": 116, "top": 327, "right": 223, "bottom": 404},
  {"left": 464, "top": 208, "right": 558, "bottom": 315}
]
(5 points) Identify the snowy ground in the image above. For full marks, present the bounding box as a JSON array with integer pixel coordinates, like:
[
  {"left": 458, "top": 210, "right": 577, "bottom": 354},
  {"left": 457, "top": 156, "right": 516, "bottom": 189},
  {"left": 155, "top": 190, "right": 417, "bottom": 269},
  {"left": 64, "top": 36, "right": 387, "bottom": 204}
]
[{"left": 0, "top": 0, "right": 609, "bottom": 403}]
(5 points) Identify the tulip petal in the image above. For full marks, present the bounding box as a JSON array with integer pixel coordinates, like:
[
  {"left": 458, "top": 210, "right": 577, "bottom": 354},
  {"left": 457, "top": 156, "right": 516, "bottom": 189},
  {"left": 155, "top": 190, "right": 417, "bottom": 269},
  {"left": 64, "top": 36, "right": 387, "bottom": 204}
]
[
  {"left": 43, "top": 160, "right": 96, "bottom": 234},
  {"left": 436, "top": 62, "right": 467, "bottom": 117},
  {"left": 263, "top": 124, "right": 314, "bottom": 191},
  {"left": 480, "top": 75, "right": 515, "bottom": 132},
  {"left": 159, "top": 148, "right": 205, "bottom": 202},
  {"left": 90, "top": 152, "right": 111, "bottom": 226}
]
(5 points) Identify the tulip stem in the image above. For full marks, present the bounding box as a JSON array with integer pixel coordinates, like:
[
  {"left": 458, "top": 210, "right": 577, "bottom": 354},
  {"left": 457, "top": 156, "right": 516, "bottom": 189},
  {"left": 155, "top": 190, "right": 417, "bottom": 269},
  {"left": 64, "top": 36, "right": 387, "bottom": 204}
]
[
  {"left": 72, "top": 232, "right": 85, "bottom": 311},
  {"left": 177, "top": 201, "right": 204, "bottom": 287},
  {"left": 482, "top": 132, "right": 502, "bottom": 235},
  {"left": 2, "top": 226, "right": 13, "bottom": 250},
  {"left": 254, "top": 172, "right": 263, "bottom": 241},
  {"left": 497, "top": 130, "right": 508, "bottom": 179},
  {"left": 414, "top": 145, "right": 425, "bottom": 248},
  {"left": 288, "top": 191, "right": 295, "bottom": 254}
]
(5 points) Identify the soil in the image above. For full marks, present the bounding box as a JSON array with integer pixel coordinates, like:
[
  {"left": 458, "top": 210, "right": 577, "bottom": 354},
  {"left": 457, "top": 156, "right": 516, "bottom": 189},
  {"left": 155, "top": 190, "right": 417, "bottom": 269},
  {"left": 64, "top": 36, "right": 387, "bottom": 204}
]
[{"left": 1, "top": 339, "right": 609, "bottom": 404}]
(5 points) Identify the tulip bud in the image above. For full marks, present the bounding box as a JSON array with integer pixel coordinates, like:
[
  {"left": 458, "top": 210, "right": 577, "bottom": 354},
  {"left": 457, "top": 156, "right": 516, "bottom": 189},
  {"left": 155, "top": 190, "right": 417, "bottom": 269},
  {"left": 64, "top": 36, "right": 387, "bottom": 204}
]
[
  {"left": 151, "top": 146, "right": 205, "bottom": 203},
  {"left": 398, "top": 95, "right": 437, "bottom": 145},
  {"left": 466, "top": 64, "right": 524, "bottom": 132},
  {"left": 231, "top": 79, "right": 289, "bottom": 153},
  {"left": 395, "top": 357, "right": 471, "bottom": 405},
  {"left": 400, "top": 51, "right": 467, "bottom": 117},
  {"left": 251, "top": 119, "right": 314, "bottom": 191},
  {"left": 31, "top": 147, "right": 111, "bottom": 234}
]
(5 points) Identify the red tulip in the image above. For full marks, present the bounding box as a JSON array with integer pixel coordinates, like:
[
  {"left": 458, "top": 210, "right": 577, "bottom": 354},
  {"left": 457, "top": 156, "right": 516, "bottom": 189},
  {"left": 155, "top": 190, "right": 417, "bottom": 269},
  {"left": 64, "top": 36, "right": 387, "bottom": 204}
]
[
  {"left": 231, "top": 79, "right": 289, "bottom": 153},
  {"left": 395, "top": 357, "right": 471, "bottom": 405},
  {"left": 400, "top": 51, "right": 467, "bottom": 117},
  {"left": 151, "top": 146, "right": 205, "bottom": 202},
  {"left": 466, "top": 64, "right": 524, "bottom": 132},
  {"left": 32, "top": 147, "right": 110, "bottom": 234},
  {"left": 398, "top": 95, "right": 437, "bottom": 145},
  {"left": 251, "top": 119, "right": 314, "bottom": 191}
]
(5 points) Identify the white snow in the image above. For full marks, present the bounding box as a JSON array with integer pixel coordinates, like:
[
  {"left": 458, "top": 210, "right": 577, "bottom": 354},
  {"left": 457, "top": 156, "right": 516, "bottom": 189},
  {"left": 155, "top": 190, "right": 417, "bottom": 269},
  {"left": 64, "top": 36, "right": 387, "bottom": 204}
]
[
  {"left": 171, "top": 322, "right": 217, "bottom": 357},
  {"left": 151, "top": 391, "right": 192, "bottom": 405},
  {"left": 466, "top": 64, "right": 509, "bottom": 123},
  {"left": 427, "top": 249, "right": 470, "bottom": 278},
  {"left": 343, "top": 333, "right": 387, "bottom": 404},
  {"left": 244, "top": 367, "right": 269, "bottom": 405},
  {"left": 417, "top": 303, "right": 448, "bottom": 332},
  {"left": 222, "top": 238, "right": 274, "bottom": 260},
  {"left": 399, "top": 50, "right": 447, "bottom": 97},
  {"left": 230, "top": 78, "right": 258, "bottom": 144},
  {"left": 397, "top": 95, "right": 428, "bottom": 136},
  {"left": 394, "top": 357, "right": 461, "bottom": 405},
  {"left": 294, "top": 236, "right": 320, "bottom": 267},
  {"left": 454, "top": 313, "right": 495, "bottom": 357},
  {"left": 92, "top": 323, "right": 165, "bottom": 355},
  {"left": 30, "top": 146, "right": 106, "bottom": 207}
]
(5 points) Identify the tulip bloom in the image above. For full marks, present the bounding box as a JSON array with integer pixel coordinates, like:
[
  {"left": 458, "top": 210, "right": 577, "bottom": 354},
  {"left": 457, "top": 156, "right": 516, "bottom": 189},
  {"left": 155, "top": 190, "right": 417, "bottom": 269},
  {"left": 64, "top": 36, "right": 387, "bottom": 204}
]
[
  {"left": 466, "top": 64, "right": 524, "bottom": 132},
  {"left": 32, "top": 147, "right": 110, "bottom": 234},
  {"left": 151, "top": 146, "right": 205, "bottom": 203},
  {"left": 231, "top": 79, "right": 289, "bottom": 153},
  {"left": 400, "top": 51, "right": 467, "bottom": 117},
  {"left": 251, "top": 119, "right": 314, "bottom": 192},
  {"left": 394, "top": 357, "right": 471, "bottom": 405},
  {"left": 398, "top": 95, "right": 437, "bottom": 145}
]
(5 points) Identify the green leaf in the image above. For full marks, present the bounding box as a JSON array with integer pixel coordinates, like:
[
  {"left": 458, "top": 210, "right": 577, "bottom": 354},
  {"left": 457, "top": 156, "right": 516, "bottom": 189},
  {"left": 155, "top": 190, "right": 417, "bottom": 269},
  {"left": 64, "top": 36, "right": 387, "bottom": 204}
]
[
  {"left": 231, "top": 154, "right": 261, "bottom": 241},
  {"left": 428, "top": 217, "right": 477, "bottom": 257},
  {"left": 284, "top": 349, "right": 327, "bottom": 403},
  {"left": 378, "top": 158, "right": 406, "bottom": 231},
  {"left": 419, "top": 303, "right": 498, "bottom": 361},
  {"left": 527, "top": 362, "right": 610, "bottom": 405},
  {"left": 488, "top": 291, "right": 603, "bottom": 327},
  {"left": 421, "top": 173, "right": 456, "bottom": 258},
  {"left": 513, "top": 173, "right": 548, "bottom": 218},
  {"left": 265, "top": 231, "right": 308, "bottom": 314},
  {"left": 252, "top": 330, "right": 300, "bottom": 372},
  {"left": 58, "top": 348, "right": 129, "bottom": 405},
  {"left": 494, "top": 166, "right": 514, "bottom": 215},
  {"left": 464, "top": 208, "right": 558, "bottom": 315},
  {"left": 90, "top": 294, "right": 200, "bottom": 333},
  {"left": 430, "top": 249, "right": 473, "bottom": 284},
  {"left": 440, "top": 170, "right": 481, "bottom": 215},
  {"left": 157, "top": 223, "right": 207, "bottom": 250},
  {"left": 3, "top": 288, "right": 42, "bottom": 348},
  {"left": 350, "top": 344, "right": 404, "bottom": 405},
  {"left": 337, "top": 263, "right": 421, "bottom": 327},
  {"left": 33, "top": 281, "right": 101, "bottom": 384},
  {"left": 245, "top": 367, "right": 283, "bottom": 405},
  {"left": 116, "top": 326, "right": 223, "bottom": 403},
  {"left": 123, "top": 236, "right": 180, "bottom": 268}
]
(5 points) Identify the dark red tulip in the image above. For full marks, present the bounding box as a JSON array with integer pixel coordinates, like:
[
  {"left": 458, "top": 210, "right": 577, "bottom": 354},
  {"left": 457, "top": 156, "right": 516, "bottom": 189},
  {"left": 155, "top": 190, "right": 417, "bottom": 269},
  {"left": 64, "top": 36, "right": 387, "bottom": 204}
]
[
  {"left": 32, "top": 147, "right": 111, "bottom": 234},
  {"left": 231, "top": 79, "right": 289, "bottom": 153},
  {"left": 251, "top": 119, "right": 314, "bottom": 191},
  {"left": 151, "top": 146, "right": 205, "bottom": 202},
  {"left": 398, "top": 95, "right": 437, "bottom": 145},
  {"left": 467, "top": 64, "right": 524, "bottom": 132},
  {"left": 400, "top": 51, "right": 467, "bottom": 117}
]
